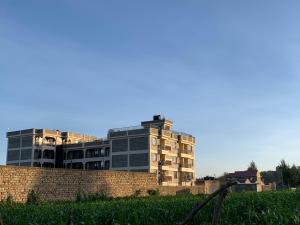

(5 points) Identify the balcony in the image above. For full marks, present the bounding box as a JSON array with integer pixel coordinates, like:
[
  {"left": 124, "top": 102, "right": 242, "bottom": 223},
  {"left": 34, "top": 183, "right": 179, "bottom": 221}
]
[
  {"left": 171, "top": 148, "right": 178, "bottom": 154},
  {"left": 160, "top": 146, "right": 178, "bottom": 156},
  {"left": 181, "top": 149, "right": 193, "bottom": 155},
  {"left": 179, "top": 150, "right": 194, "bottom": 159},
  {"left": 179, "top": 163, "right": 194, "bottom": 172},
  {"left": 161, "top": 160, "right": 172, "bottom": 166},
  {"left": 177, "top": 135, "right": 195, "bottom": 143},
  {"left": 161, "top": 130, "right": 171, "bottom": 138},
  {"left": 164, "top": 145, "right": 172, "bottom": 151},
  {"left": 160, "top": 160, "right": 179, "bottom": 170},
  {"left": 170, "top": 133, "right": 178, "bottom": 139},
  {"left": 161, "top": 175, "right": 172, "bottom": 182}
]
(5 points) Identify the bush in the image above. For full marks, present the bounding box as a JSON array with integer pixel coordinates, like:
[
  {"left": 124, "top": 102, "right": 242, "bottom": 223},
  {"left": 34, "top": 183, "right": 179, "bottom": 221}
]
[
  {"left": 26, "top": 190, "right": 39, "bottom": 204},
  {"left": 76, "top": 190, "right": 108, "bottom": 202},
  {"left": 4, "top": 194, "right": 14, "bottom": 204},
  {"left": 132, "top": 189, "right": 142, "bottom": 197},
  {"left": 147, "top": 189, "right": 159, "bottom": 196}
]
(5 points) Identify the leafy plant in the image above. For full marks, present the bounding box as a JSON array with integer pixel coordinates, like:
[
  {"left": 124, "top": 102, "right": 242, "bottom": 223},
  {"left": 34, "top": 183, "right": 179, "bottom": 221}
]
[
  {"left": 6, "top": 195, "right": 14, "bottom": 204},
  {"left": 132, "top": 189, "right": 142, "bottom": 197},
  {"left": 26, "top": 190, "right": 39, "bottom": 204},
  {"left": 147, "top": 189, "right": 159, "bottom": 196},
  {"left": 0, "top": 191, "right": 299, "bottom": 225},
  {"left": 76, "top": 190, "right": 108, "bottom": 202}
]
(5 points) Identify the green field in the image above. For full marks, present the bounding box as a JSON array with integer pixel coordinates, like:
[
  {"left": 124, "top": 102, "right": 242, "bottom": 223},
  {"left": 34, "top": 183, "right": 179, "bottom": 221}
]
[{"left": 0, "top": 191, "right": 299, "bottom": 225}]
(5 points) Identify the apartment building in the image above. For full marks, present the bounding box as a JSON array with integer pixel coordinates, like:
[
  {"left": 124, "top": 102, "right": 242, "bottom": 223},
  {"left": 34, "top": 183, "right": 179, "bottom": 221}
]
[
  {"left": 6, "top": 115, "right": 196, "bottom": 186},
  {"left": 6, "top": 129, "right": 97, "bottom": 168}
]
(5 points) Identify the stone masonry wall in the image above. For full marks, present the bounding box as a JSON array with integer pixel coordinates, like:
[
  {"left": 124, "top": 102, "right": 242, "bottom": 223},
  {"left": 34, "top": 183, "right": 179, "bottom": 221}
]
[
  {"left": 0, "top": 166, "right": 205, "bottom": 203},
  {"left": 158, "top": 185, "right": 204, "bottom": 196},
  {"left": 0, "top": 166, "right": 157, "bottom": 202}
]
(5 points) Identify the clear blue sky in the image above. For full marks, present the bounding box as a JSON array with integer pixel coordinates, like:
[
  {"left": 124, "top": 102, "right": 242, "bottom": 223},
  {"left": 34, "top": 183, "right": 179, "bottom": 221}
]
[{"left": 0, "top": 1, "right": 299, "bottom": 177}]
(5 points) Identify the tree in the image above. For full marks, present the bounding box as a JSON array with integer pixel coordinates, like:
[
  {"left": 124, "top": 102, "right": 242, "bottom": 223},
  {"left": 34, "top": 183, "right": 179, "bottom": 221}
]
[
  {"left": 290, "top": 165, "right": 300, "bottom": 187},
  {"left": 276, "top": 159, "right": 300, "bottom": 187},
  {"left": 247, "top": 161, "right": 258, "bottom": 171}
]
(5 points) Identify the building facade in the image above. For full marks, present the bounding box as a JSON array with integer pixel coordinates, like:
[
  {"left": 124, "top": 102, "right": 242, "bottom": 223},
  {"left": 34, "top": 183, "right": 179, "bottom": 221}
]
[
  {"left": 6, "top": 115, "right": 196, "bottom": 186},
  {"left": 226, "top": 170, "right": 263, "bottom": 192}
]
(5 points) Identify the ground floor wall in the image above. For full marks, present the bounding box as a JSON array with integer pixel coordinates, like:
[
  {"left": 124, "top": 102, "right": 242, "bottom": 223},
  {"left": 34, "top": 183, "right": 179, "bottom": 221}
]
[{"left": 0, "top": 166, "right": 205, "bottom": 203}]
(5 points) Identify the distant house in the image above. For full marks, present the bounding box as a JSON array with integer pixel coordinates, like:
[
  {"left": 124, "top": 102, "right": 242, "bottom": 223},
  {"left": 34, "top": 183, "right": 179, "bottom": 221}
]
[{"left": 226, "top": 170, "right": 263, "bottom": 192}]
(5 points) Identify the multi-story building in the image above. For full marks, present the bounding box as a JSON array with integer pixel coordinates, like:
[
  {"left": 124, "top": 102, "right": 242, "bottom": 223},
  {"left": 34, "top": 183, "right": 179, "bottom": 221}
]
[{"left": 6, "top": 115, "right": 196, "bottom": 186}]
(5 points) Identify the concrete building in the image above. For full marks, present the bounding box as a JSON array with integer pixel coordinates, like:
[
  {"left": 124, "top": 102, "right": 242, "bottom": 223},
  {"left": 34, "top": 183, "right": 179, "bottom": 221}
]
[
  {"left": 6, "top": 115, "right": 196, "bottom": 186},
  {"left": 226, "top": 170, "right": 263, "bottom": 192}
]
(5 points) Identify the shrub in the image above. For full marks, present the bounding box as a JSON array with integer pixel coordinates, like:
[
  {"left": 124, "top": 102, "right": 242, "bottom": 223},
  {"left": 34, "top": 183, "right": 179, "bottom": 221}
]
[
  {"left": 147, "top": 189, "right": 159, "bottom": 196},
  {"left": 4, "top": 194, "right": 14, "bottom": 204},
  {"left": 76, "top": 190, "right": 108, "bottom": 202},
  {"left": 26, "top": 190, "right": 39, "bottom": 204},
  {"left": 132, "top": 189, "right": 142, "bottom": 197},
  {"left": 76, "top": 189, "right": 84, "bottom": 202}
]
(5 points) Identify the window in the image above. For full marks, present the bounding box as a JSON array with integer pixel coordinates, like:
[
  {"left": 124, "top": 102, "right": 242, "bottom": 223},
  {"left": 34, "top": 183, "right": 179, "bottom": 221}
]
[
  {"left": 130, "top": 136, "right": 148, "bottom": 151},
  {"left": 43, "top": 150, "right": 54, "bottom": 159},
  {"left": 86, "top": 161, "right": 102, "bottom": 170},
  {"left": 104, "top": 160, "right": 110, "bottom": 169},
  {"left": 20, "top": 148, "right": 32, "bottom": 160},
  {"left": 100, "top": 148, "right": 105, "bottom": 156},
  {"left": 21, "top": 136, "right": 33, "bottom": 147},
  {"left": 172, "top": 142, "right": 177, "bottom": 150},
  {"left": 8, "top": 137, "right": 21, "bottom": 149},
  {"left": 151, "top": 153, "right": 157, "bottom": 162},
  {"left": 174, "top": 171, "right": 178, "bottom": 179},
  {"left": 67, "top": 150, "right": 84, "bottom": 159},
  {"left": 34, "top": 149, "right": 42, "bottom": 159},
  {"left": 42, "top": 162, "right": 54, "bottom": 168},
  {"left": 66, "top": 162, "right": 83, "bottom": 169},
  {"left": 112, "top": 155, "right": 128, "bottom": 168},
  {"left": 33, "top": 162, "right": 41, "bottom": 167},
  {"left": 129, "top": 153, "right": 148, "bottom": 167},
  {"left": 7, "top": 150, "right": 20, "bottom": 161},
  {"left": 105, "top": 147, "right": 110, "bottom": 157},
  {"left": 112, "top": 139, "right": 128, "bottom": 152},
  {"left": 172, "top": 156, "right": 177, "bottom": 163}
]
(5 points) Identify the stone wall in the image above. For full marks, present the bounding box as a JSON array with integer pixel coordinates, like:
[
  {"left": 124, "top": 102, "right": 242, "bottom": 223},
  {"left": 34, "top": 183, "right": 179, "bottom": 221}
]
[
  {"left": 0, "top": 166, "right": 157, "bottom": 202},
  {"left": 158, "top": 185, "right": 204, "bottom": 196},
  {"left": 204, "top": 180, "right": 221, "bottom": 194},
  {"left": 0, "top": 166, "right": 206, "bottom": 203}
]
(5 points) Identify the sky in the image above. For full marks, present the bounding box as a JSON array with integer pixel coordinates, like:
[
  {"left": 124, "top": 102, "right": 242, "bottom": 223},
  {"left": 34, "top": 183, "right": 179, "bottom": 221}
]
[{"left": 0, "top": 0, "right": 300, "bottom": 177}]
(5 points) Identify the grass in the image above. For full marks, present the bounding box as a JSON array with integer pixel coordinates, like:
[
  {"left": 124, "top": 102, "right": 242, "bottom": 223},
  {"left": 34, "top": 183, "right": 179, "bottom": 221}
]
[{"left": 0, "top": 191, "right": 299, "bottom": 225}]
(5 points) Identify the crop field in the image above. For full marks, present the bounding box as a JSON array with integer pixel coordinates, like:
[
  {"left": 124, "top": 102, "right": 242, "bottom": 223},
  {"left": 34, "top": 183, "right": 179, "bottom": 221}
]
[{"left": 0, "top": 191, "right": 299, "bottom": 225}]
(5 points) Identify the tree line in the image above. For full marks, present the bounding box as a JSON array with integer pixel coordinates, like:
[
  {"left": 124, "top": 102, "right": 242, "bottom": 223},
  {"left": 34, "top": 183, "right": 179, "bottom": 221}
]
[{"left": 258, "top": 160, "right": 300, "bottom": 188}]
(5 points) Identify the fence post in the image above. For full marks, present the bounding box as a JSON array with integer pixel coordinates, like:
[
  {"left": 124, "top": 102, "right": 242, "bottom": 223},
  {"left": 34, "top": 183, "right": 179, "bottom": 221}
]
[
  {"left": 176, "top": 182, "right": 236, "bottom": 225},
  {"left": 67, "top": 215, "right": 73, "bottom": 225},
  {"left": 212, "top": 189, "right": 228, "bottom": 225}
]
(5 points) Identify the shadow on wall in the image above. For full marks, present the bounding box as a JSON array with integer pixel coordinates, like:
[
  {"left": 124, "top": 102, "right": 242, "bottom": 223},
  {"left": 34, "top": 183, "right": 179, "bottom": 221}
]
[{"left": 176, "top": 188, "right": 191, "bottom": 195}]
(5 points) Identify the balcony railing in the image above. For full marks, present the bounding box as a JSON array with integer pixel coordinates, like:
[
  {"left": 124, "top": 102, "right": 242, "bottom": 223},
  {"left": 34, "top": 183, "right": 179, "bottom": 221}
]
[
  {"left": 161, "top": 130, "right": 171, "bottom": 137},
  {"left": 180, "top": 150, "right": 193, "bottom": 155},
  {"left": 35, "top": 141, "right": 56, "bottom": 146},
  {"left": 171, "top": 149, "right": 178, "bottom": 154},
  {"left": 164, "top": 145, "right": 172, "bottom": 151},
  {"left": 162, "top": 176, "right": 173, "bottom": 182},
  {"left": 161, "top": 160, "right": 172, "bottom": 166},
  {"left": 180, "top": 163, "right": 194, "bottom": 169}
]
